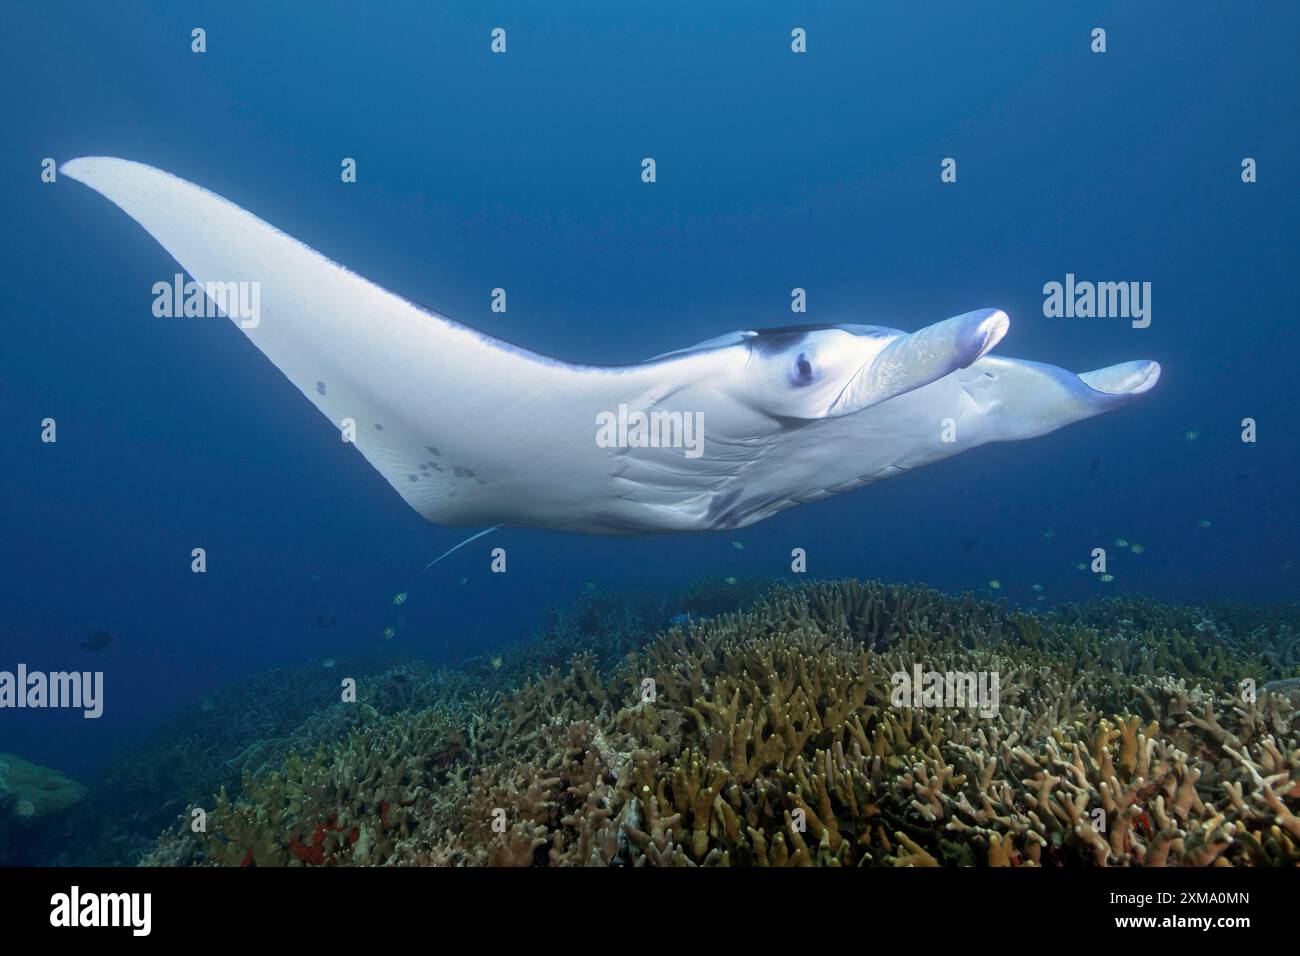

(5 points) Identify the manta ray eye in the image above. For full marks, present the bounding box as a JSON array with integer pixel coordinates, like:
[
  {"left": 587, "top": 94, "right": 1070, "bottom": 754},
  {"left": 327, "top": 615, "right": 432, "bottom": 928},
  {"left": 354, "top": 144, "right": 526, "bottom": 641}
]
[{"left": 790, "top": 353, "right": 815, "bottom": 387}]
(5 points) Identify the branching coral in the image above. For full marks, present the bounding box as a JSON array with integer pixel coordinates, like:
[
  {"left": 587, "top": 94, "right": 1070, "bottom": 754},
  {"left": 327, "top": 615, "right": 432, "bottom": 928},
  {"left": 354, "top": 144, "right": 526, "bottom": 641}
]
[{"left": 142, "top": 580, "right": 1299, "bottom": 868}]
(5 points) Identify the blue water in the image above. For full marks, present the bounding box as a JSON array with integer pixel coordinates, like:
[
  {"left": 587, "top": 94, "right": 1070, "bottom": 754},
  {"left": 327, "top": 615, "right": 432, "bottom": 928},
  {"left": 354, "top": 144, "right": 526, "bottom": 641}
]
[{"left": 1, "top": 1, "right": 1296, "bottom": 780}]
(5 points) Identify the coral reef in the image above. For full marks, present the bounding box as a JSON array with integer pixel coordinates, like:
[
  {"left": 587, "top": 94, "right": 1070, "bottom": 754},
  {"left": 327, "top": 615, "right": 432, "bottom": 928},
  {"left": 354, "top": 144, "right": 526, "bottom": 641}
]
[
  {"left": 30, "top": 579, "right": 690, "bottom": 865},
  {"left": 143, "top": 580, "right": 1300, "bottom": 867},
  {"left": 19, "top": 653, "right": 415, "bottom": 865}
]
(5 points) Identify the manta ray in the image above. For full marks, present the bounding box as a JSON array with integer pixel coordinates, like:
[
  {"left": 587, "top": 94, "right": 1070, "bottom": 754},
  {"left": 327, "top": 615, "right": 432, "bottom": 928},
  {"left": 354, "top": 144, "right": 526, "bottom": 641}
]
[{"left": 62, "top": 157, "right": 1160, "bottom": 535}]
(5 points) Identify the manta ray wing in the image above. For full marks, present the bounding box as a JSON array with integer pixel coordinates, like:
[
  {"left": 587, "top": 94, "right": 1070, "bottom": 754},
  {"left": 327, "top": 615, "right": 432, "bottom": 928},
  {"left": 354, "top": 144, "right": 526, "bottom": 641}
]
[{"left": 61, "top": 156, "right": 698, "bottom": 530}]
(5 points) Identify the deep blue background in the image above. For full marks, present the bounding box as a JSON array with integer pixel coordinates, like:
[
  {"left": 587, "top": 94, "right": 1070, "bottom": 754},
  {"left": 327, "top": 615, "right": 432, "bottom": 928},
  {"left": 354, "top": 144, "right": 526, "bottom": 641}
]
[{"left": 1, "top": 2, "right": 1296, "bottom": 776}]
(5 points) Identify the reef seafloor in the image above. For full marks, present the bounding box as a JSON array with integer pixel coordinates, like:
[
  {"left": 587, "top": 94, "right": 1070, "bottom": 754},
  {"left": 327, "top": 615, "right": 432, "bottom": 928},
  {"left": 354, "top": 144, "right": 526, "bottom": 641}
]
[{"left": 4, "top": 578, "right": 1299, "bottom": 868}]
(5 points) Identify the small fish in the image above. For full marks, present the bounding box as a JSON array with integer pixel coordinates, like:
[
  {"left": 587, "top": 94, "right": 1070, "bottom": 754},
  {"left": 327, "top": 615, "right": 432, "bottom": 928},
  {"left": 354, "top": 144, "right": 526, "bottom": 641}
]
[
  {"left": 725, "top": 576, "right": 737, "bottom": 585},
  {"left": 1074, "top": 562, "right": 1086, "bottom": 571},
  {"left": 987, "top": 579, "right": 1002, "bottom": 590},
  {"left": 732, "top": 540, "right": 744, "bottom": 551},
  {"left": 1185, "top": 430, "right": 1200, "bottom": 441},
  {"left": 1030, "top": 583, "right": 1044, "bottom": 592},
  {"left": 321, "top": 658, "right": 337, "bottom": 669},
  {"left": 1198, "top": 519, "right": 1212, "bottom": 528},
  {"left": 382, "top": 626, "right": 396, "bottom": 640},
  {"left": 1100, "top": 574, "right": 1115, "bottom": 583},
  {"left": 585, "top": 581, "right": 595, "bottom": 590},
  {"left": 460, "top": 577, "right": 468, "bottom": 585},
  {"left": 1042, "top": 528, "right": 1056, "bottom": 539},
  {"left": 1035, "top": 595, "right": 1046, "bottom": 601},
  {"left": 392, "top": 592, "right": 408, "bottom": 606},
  {"left": 308, "top": 573, "right": 322, "bottom": 583},
  {"left": 1114, "top": 538, "right": 1129, "bottom": 549},
  {"left": 490, "top": 655, "right": 503, "bottom": 672},
  {"left": 1129, "top": 543, "right": 1145, "bottom": 554},
  {"left": 80, "top": 631, "right": 113, "bottom": 651}
]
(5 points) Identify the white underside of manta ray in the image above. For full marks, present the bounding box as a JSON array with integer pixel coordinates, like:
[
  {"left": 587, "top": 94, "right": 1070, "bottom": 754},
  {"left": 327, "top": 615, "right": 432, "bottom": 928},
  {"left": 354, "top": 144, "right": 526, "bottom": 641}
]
[{"left": 62, "top": 157, "right": 1161, "bottom": 535}]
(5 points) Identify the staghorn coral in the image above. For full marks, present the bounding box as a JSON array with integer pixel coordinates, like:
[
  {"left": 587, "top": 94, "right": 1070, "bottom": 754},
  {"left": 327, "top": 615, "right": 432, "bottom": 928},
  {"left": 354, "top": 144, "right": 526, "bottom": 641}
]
[
  {"left": 142, "top": 579, "right": 1299, "bottom": 867},
  {"left": 34, "top": 578, "right": 692, "bottom": 866}
]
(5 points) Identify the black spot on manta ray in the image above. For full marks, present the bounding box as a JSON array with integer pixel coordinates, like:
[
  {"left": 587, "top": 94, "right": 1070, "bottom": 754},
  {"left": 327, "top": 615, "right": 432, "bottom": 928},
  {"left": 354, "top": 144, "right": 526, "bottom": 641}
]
[
  {"left": 749, "top": 325, "right": 892, "bottom": 356},
  {"left": 315, "top": 381, "right": 327, "bottom": 396},
  {"left": 408, "top": 474, "right": 418, "bottom": 482},
  {"left": 752, "top": 323, "right": 891, "bottom": 337},
  {"left": 375, "top": 424, "right": 384, "bottom": 431},
  {"left": 426, "top": 446, "right": 442, "bottom": 456},
  {"left": 752, "top": 323, "right": 839, "bottom": 336},
  {"left": 750, "top": 331, "right": 811, "bottom": 356}
]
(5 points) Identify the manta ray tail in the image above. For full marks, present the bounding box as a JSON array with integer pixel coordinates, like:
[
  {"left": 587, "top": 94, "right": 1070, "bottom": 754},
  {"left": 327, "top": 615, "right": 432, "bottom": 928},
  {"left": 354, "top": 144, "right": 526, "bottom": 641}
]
[{"left": 419, "top": 525, "right": 504, "bottom": 575}]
